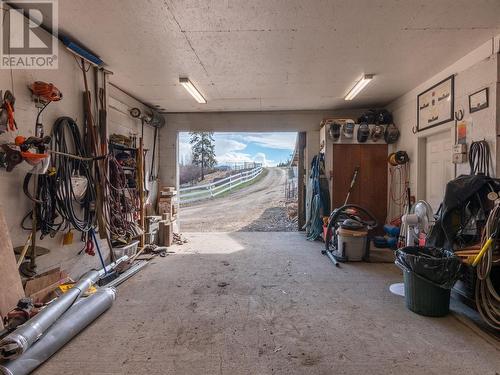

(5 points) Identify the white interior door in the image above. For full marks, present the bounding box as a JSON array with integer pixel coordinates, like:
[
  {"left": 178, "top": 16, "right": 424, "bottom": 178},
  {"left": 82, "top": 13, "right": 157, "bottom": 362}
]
[{"left": 425, "top": 130, "right": 453, "bottom": 213}]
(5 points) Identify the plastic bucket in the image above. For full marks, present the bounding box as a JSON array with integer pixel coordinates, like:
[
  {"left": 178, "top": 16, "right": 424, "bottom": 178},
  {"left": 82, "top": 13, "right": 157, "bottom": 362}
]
[{"left": 403, "top": 268, "right": 451, "bottom": 317}]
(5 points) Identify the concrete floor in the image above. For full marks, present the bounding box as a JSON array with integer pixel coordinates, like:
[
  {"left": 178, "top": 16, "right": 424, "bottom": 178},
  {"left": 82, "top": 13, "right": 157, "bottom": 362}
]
[{"left": 36, "top": 232, "right": 500, "bottom": 374}]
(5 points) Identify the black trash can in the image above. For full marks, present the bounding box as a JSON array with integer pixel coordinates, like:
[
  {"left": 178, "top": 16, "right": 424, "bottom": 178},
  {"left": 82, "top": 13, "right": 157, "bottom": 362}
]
[
  {"left": 396, "top": 247, "right": 462, "bottom": 317},
  {"left": 402, "top": 268, "right": 451, "bottom": 317}
]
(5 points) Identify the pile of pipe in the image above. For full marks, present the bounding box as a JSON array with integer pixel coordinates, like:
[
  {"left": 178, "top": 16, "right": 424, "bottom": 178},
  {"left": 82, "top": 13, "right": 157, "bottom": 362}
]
[{"left": 0, "top": 271, "right": 116, "bottom": 375}]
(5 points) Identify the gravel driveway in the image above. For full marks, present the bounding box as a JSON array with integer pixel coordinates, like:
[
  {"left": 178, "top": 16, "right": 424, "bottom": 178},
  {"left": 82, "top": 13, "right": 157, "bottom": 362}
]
[{"left": 180, "top": 167, "right": 297, "bottom": 232}]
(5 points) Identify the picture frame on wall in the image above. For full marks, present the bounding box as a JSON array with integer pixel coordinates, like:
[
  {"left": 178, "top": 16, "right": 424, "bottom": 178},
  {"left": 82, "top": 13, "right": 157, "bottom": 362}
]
[
  {"left": 469, "top": 87, "right": 489, "bottom": 113},
  {"left": 417, "top": 75, "right": 454, "bottom": 132}
]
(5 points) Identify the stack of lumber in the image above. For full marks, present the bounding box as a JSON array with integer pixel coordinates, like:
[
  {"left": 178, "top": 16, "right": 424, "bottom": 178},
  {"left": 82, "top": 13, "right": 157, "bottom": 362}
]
[
  {"left": 157, "top": 186, "right": 177, "bottom": 247},
  {"left": 455, "top": 244, "right": 500, "bottom": 265}
]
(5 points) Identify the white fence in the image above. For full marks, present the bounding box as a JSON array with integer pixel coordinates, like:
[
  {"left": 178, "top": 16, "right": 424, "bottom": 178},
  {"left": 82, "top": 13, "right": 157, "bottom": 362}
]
[{"left": 180, "top": 167, "right": 263, "bottom": 204}]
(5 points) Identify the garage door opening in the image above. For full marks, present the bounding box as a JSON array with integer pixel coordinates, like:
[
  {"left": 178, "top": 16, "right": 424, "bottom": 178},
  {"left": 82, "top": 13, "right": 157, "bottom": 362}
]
[{"left": 178, "top": 132, "right": 298, "bottom": 232}]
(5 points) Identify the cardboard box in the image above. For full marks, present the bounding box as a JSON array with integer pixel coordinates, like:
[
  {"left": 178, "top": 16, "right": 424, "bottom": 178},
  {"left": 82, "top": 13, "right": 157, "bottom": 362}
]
[
  {"left": 158, "top": 199, "right": 173, "bottom": 214},
  {"left": 158, "top": 220, "right": 173, "bottom": 247},
  {"left": 159, "top": 190, "right": 177, "bottom": 197}
]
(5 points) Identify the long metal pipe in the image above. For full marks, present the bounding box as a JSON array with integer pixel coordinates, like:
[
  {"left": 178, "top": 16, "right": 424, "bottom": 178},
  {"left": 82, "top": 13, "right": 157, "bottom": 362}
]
[
  {"left": 325, "top": 250, "right": 340, "bottom": 267},
  {"left": 0, "top": 270, "right": 99, "bottom": 360},
  {"left": 105, "top": 260, "right": 148, "bottom": 288},
  {"left": 0, "top": 287, "right": 116, "bottom": 375}
]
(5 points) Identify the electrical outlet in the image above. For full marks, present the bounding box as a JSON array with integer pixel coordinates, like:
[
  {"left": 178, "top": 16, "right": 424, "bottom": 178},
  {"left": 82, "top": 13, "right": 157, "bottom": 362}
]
[
  {"left": 453, "top": 143, "right": 467, "bottom": 154},
  {"left": 452, "top": 153, "right": 467, "bottom": 164}
]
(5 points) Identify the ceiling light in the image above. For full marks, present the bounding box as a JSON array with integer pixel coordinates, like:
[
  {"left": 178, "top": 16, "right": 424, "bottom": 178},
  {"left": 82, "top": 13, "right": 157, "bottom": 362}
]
[
  {"left": 179, "top": 77, "right": 206, "bottom": 104},
  {"left": 344, "top": 74, "right": 374, "bottom": 101}
]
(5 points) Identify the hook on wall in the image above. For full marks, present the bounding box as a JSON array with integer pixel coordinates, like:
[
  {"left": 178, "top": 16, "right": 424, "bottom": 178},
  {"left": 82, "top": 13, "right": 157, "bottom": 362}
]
[{"left": 454, "top": 108, "right": 464, "bottom": 121}]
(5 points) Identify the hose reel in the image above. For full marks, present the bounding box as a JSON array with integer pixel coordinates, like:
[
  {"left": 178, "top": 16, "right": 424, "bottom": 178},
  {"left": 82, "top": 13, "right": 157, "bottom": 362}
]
[
  {"left": 129, "top": 107, "right": 165, "bottom": 128},
  {"left": 388, "top": 151, "right": 409, "bottom": 166}
]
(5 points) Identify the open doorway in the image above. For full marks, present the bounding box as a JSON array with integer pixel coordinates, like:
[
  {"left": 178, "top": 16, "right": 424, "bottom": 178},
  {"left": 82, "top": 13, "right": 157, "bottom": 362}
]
[{"left": 177, "top": 132, "right": 298, "bottom": 232}]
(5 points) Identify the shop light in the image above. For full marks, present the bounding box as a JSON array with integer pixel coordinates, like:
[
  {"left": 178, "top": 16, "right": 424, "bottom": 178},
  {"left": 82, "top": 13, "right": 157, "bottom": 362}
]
[
  {"left": 179, "top": 77, "right": 207, "bottom": 104},
  {"left": 344, "top": 74, "right": 374, "bottom": 101}
]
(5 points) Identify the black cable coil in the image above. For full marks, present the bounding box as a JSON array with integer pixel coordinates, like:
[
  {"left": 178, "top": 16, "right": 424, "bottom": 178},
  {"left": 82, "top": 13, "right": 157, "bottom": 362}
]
[
  {"left": 51, "top": 116, "right": 96, "bottom": 232},
  {"left": 22, "top": 172, "right": 66, "bottom": 237},
  {"left": 469, "top": 140, "right": 490, "bottom": 176}
]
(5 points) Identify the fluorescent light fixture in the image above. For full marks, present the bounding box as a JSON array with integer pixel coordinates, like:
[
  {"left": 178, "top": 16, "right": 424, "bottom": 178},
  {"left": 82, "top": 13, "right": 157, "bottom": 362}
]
[
  {"left": 179, "top": 77, "right": 206, "bottom": 104},
  {"left": 344, "top": 74, "right": 374, "bottom": 101}
]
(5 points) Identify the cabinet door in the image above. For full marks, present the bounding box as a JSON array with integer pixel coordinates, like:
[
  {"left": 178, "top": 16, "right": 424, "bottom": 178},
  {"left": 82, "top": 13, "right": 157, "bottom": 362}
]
[
  {"left": 331, "top": 144, "right": 362, "bottom": 209},
  {"left": 332, "top": 144, "right": 387, "bottom": 232},
  {"left": 359, "top": 145, "right": 388, "bottom": 231}
]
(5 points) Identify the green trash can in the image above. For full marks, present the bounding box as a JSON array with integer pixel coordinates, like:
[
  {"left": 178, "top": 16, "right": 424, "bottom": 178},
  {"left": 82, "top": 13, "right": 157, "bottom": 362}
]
[
  {"left": 403, "top": 268, "right": 451, "bottom": 317},
  {"left": 396, "top": 246, "right": 462, "bottom": 317}
]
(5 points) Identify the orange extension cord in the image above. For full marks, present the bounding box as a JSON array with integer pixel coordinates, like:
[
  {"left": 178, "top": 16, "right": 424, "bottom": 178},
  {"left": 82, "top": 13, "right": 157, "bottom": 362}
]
[{"left": 30, "top": 81, "right": 63, "bottom": 102}]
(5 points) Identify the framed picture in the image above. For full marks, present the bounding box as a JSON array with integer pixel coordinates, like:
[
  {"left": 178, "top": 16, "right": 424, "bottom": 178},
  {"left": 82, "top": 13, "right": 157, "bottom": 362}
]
[
  {"left": 469, "top": 87, "right": 489, "bottom": 113},
  {"left": 417, "top": 75, "right": 454, "bottom": 132}
]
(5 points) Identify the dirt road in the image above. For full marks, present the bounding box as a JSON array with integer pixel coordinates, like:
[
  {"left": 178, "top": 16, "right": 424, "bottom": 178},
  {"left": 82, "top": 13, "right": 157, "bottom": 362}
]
[{"left": 180, "top": 167, "right": 297, "bottom": 232}]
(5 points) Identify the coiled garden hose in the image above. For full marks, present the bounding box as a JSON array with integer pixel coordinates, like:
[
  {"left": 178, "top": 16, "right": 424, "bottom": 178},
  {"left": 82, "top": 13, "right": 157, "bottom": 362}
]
[{"left": 475, "top": 203, "right": 500, "bottom": 330}]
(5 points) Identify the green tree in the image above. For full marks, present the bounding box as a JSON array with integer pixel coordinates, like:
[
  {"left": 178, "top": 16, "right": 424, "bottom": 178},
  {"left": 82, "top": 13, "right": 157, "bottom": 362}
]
[{"left": 189, "top": 132, "right": 217, "bottom": 180}]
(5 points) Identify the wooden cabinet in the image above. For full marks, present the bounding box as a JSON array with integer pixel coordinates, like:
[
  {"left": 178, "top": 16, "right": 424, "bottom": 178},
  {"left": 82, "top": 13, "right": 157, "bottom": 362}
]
[{"left": 331, "top": 144, "right": 388, "bottom": 232}]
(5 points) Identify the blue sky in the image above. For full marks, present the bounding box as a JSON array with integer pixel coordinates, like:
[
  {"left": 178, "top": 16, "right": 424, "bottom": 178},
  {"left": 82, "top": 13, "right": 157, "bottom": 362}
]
[{"left": 179, "top": 132, "right": 297, "bottom": 167}]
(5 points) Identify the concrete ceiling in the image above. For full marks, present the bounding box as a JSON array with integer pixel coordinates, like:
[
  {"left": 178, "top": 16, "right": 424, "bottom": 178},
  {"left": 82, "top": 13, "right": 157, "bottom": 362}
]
[{"left": 56, "top": 0, "right": 500, "bottom": 112}]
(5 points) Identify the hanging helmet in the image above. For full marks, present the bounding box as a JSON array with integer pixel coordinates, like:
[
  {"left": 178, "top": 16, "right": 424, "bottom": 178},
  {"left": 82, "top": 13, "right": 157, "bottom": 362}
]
[
  {"left": 384, "top": 124, "right": 400, "bottom": 144},
  {"left": 343, "top": 121, "right": 355, "bottom": 139},
  {"left": 357, "top": 110, "right": 376, "bottom": 124},
  {"left": 328, "top": 122, "right": 341, "bottom": 141},
  {"left": 358, "top": 109, "right": 393, "bottom": 125},
  {"left": 376, "top": 109, "right": 393, "bottom": 125},
  {"left": 357, "top": 123, "right": 370, "bottom": 143},
  {"left": 371, "top": 124, "right": 384, "bottom": 142}
]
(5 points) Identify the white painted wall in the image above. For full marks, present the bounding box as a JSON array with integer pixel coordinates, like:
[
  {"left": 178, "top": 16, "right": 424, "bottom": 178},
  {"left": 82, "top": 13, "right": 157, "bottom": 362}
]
[
  {"left": 0, "top": 37, "right": 154, "bottom": 278},
  {"left": 388, "top": 37, "right": 500, "bottom": 217}
]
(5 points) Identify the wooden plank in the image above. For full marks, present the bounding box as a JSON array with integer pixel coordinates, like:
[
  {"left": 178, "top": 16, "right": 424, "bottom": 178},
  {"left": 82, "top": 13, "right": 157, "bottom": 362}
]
[
  {"left": 0, "top": 206, "right": 25, "bottom": 324},
  {"left": 24, "top": 268, "right": 60, "bottom": 296},
  {"left": 138, "top": 138, "right": 145, "bottom": 247},
  {"left": 29, "top": 274, "right": 72, "bottom": 304}
]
